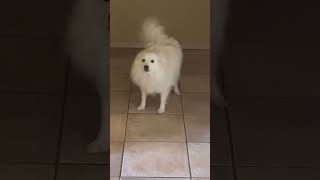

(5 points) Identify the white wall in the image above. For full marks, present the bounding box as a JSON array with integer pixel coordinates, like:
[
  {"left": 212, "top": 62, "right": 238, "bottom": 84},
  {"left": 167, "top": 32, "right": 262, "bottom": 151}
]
[{"left": 110, "top": 0, "right": 210, "bottom": 49}]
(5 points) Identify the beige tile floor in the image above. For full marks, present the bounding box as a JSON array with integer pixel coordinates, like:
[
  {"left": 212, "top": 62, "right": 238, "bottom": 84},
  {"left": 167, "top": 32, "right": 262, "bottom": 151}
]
[{"left": 110, "top": 48, "right": 210, "bottom": 179}]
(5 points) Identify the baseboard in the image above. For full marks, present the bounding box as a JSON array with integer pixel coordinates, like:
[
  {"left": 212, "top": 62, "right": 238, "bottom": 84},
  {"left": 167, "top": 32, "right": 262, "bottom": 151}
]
[{"left": 110, "top": 42, "right": 210, "bottom": 50}]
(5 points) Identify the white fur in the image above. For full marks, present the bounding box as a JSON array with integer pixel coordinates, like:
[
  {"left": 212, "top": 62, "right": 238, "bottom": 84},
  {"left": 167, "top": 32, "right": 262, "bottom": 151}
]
[
  {"left": 66, "top": 0, "right": 108, "bottom": 153},
  {"left": 131, "top": 17, "right": 183, "bottom": 113}
]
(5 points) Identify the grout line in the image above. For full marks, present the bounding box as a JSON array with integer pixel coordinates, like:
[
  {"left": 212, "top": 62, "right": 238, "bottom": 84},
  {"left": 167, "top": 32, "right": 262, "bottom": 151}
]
[
  {"left": 0, "top": 90, "right": 62, "bottom": 96},
  {"left": 120, "top": 141, "right": 191, "bottom": 143},
  {"left": 120, "top": 176, "right": 192, "bottom": 178},
  {"left": 180, "top": 92, "right": 211, "bottom": 95},
  {"left": 0, "top": 34, "right": 60, "bottom": 39},
  {"left": 110, "top": 89, "right": 131, "bottom": 92},
  {"left": 58, "top": 162, "right": 108, "bottom": 166},
  {"left": 127, "top": 112, "right": 183, "bottom": 115},
  {"left": 0, "top": 162, "right": 55, "bottom": 166},
  {"left": 217, "top": 55, "right": 238, "bottom": 180},
  {"left": 218, "top": 56, "right": 238, "bottom": 180},
  {"left": 0, "top": 162, "right": 108, "bottom": 166},
  {"left": 118, "top": 81, "right": 132, "bottom": 177},
  {"left": 126, "top": 112, "right": 207, "bottom": 115},
  {"left": 179, "top": 85, "right": 193, "bottom": 178},
  {"left": 53, "top": 57, "right": 71, "bottom": 180},
  {"left": 225, "top": 106, "right": 238, "bottom": 180}
]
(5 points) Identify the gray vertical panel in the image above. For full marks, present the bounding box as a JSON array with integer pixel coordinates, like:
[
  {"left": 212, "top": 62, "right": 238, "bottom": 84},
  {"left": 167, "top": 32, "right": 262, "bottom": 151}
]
[{"left": 212, "top": 0, "right": 229, "bottom": 106}]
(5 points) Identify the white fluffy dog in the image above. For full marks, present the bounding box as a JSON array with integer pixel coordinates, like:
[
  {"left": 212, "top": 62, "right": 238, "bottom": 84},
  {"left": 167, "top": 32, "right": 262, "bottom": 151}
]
[
  {"left": 66, "top": 0, "right": 108, "bottom": 153},
  {"left": 131, "top": 18, "right": 183, "bottom": 113}
]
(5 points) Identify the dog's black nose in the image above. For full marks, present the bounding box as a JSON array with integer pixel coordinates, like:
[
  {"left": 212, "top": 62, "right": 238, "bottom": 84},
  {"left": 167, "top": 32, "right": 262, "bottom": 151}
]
[{"left": 144, "top": 65, "right": 149, "bottom": 71}]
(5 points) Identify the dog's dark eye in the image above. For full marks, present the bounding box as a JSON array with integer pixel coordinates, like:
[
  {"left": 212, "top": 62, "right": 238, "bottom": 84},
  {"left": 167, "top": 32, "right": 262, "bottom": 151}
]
[
  {"left": 142, "top": 59, "right": 145, "bottom": 62},
  {"left": 151, "top": 60, "right": 154, "bottom": 63}
]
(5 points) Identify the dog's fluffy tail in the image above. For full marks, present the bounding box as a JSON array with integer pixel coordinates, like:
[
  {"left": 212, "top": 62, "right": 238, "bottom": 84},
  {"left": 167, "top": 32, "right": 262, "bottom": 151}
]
[{"left": 141, "top": 17, "right": 170, "bottom": 47}]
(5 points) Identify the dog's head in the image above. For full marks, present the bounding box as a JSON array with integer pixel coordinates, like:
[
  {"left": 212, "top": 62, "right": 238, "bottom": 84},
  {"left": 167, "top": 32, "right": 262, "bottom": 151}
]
[{"left": 133, "top": 51, "right": 160, "bottom": 74}]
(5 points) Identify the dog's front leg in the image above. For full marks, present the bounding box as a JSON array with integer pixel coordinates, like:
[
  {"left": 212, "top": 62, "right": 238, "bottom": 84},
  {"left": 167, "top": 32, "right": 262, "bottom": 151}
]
[
  {"left": 137, "top": 90, "right": 147, "bottom": 110},
  {"left": 87, "top": 72, "right": 108, "bottom": 153},
  {"left": 87, "top": 50, "right": 108, "bottom": 153},
  {"left": 87, "top": 105, "right": 108, "bottom": 153},
  {"left": 158, "top": 89, "right": 170, "bottom": 113}
]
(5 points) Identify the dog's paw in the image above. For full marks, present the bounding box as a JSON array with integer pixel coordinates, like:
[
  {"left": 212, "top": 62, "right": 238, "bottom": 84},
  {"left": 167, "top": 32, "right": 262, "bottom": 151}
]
[
  {"left": 157, "top": 108, "right": 165, "bottom": 113},
  {"left": 137, "top": 105, "right": 145, "bottom": 110},
  {"left": 87, "top": 141, "right": 107, "bottom": 153},
  {"left": 173, "top": 87, "right": 181, "bottom": 95}
]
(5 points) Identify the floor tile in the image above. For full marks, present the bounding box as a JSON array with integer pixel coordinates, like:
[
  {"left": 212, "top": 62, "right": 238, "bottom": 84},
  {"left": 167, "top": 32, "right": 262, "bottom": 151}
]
[
  {"left": 182, "top": 93, "right": 210, "bottom": 114},
  {"left": 68, "top": 63, "right": 130, "bottom": 95},
  {"left": 110, "top": 48, "right": 139, "bottom": 60},
  {"left": 111, "top": 114, "right": 127, "bottom": 142},
  {"left": 111, "top": 73, "right": 131, "bottom": 91},
  {"left": 111, "top": 91, "right": 130, "bottom": 113},
  {"left": 56, "top": 165, "right": 108, "bottom": 180},
  {"left": 0, "top": 39, "right": 66, "bottom": 93},
  {"left": 1, "top": 1, "right": 65, "bottom": 35},
  {"left": 188, "top": 143, "right": 210, "bottom": 177},
  {"left": 59, "top": 96, "right": 107, "bottom": 164},
  {"left": 110, "top": 142, "right": 124, "bottom": 177},
  {"left": 212, "top": 109, "right": 232, "bottom": 165},
  {"left": 0, "top": 164, "right": 54, "bottom": 180},
  {"left": 213, "top": 166, "right": 233, "bottom": 180},
  {"left": 182, "top": 50, "right": 210, "bottom": 75},
  {"left": 129, "top": 91, "right": 182, "bottom": 114},
  {"left": 180, "top": 75, "right": 210, "bottom": 93},
  {"left": 229, "top": 98, "right": 320, "bottom": 166},
  {"left": 192, "top": 178, "right": 210, "bottom": 180},
  {"left": 111, "top": 178, "right": 119, "bottom": 180},
  {"left": 121, "top": 142, "right": 190, "bottom": 177},
  {"left": 126, "top": 114, "right": 185, "bottom": 142},
  {"left": 110, "top": 48, "right": 136, "bottom": 74},
  {"left": 0, "top": 94, "right": 61, "bottom": 163},
  {"left": 237, "top": 167, "right": 320, "bottom": 180},
  {"left": 224, "top": 45, "right": 320, "bottom": 97},
  {"left": 110, "top": 59, "right": 132, "bottom": 75},
  {"left": 121, "top": 178, "right": 189, "bottom": 180},
  {"left": 67, "top": 67, "right": 98, "bottom": 95},
  {"left": 185, "top": 115, "right": 210, "bottom": 143}
]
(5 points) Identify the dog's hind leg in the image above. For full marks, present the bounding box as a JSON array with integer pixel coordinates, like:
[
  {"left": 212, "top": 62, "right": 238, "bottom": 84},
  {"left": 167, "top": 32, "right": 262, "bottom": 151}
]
[{"left": 173, "top": 83, "right": 181, "bottom": 95}]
